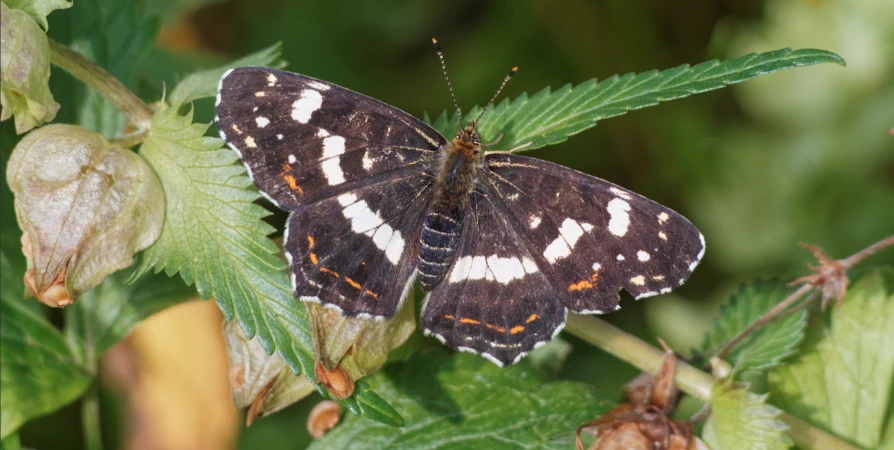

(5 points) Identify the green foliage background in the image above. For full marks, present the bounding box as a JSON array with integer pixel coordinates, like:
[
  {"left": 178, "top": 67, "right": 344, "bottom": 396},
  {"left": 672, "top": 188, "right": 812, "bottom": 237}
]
[{"left": 1, "top": 0, "right": 892, "bottom": 448}]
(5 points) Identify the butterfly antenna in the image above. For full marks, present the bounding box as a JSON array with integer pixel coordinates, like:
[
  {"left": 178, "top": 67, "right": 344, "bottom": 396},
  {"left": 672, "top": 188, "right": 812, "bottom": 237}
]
[
  {"left": 475, "top": 66, "right": 517, "bottom": 124},
  {"left": 432, "top": 38, "right": 462, "bottom": 120}
]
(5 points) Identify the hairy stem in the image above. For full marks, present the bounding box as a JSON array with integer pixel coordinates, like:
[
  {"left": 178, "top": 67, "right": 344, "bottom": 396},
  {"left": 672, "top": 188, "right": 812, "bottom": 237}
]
[
  {"left": 565, "top": 315, "right": 859, "bottom": 450},
  {"left": 48, "top": 39, "right": 154, "bottom": 131}
]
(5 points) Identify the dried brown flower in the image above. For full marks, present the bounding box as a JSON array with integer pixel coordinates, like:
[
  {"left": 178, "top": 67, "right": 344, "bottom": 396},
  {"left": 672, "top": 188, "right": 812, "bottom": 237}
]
[{"left": 307, "top": 400, "right": 341, "bottom": 439}]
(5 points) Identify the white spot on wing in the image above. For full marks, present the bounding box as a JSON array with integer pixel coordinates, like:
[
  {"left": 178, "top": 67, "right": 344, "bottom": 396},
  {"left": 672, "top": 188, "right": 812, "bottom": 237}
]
[
  {"left": 340, "top": 199, "right": 404, "bottom": 264},
  {"left": 658, "top": 212, "right": 670, "bottom": 224},
  {"left": 277, "top": 134, "right": 284, "bottom": 140},
  {"left": 528, "top": 215, "right": 541, "bottom": 229},
  {"left": 307, "top": 81, "right": 330, "bottom": 91},
  {"left": 658, "top": 231, "right": 668, "bottom": 241},
  {"left": 630, "top": 275, "right": 646, "bottom": 286},
  {"left": 287, "top": 154, "right": 297, "bottom": 164},
  {"left": 607, "top": 198, "right": 631, "bottom": 237},
  {"left": 609, "top": 187, "right": 632, "bottom": 200},
  {"left": 244, "top": 136, "right": 257, "bottom": 148},
  {"left": 637, "top": 250, "right": 650, "bottom": 262},
  {"left": 291, "top": 89, "right": 322, "bottom": 123},
  {"left": 322, "top": 136, "right": 346, "bottom": 159},
  {"left": 337, "top": 193, "right": 357, "bottom": 206},
  {"left": 543, "top": 218, "right": 589, "bottom": 263},
  {"left": 617, "top": 254, "right": 625, "bottom": 261},
  {"left": 267, "top": 73, "right": 277, "bottom": 86},
  {"left": 592, "top": 262, "right": 602, "bottom": 271},
  {"left": 255, "top": 117, "right": 269, "bottom": 128},
  {"left": 362, "top": 151, "right": 374, "bottom": 170},
  {"left": 316, "top": 128, "right": 330, "bottom": 137},
  {"left": 522, "top": 258, "right": 538, "bottom": 274},
  {"left": 322, "top": 159, "right": 344, "bottom": 185}
]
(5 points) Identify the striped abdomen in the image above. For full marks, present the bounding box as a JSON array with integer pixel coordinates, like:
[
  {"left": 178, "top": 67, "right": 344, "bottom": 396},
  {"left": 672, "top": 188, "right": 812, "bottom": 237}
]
[{"left": 417, "top": 200, "right": 464, "bottom": 291}]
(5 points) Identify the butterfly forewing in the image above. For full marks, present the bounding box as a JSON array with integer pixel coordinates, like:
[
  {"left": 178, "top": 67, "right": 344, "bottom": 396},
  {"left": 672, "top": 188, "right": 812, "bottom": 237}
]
[
  {"left": 423, "top": 190, "right": 566, "bottom": 366},
  {"left": 481, "top": 153, "right": 705, "bottom": 314},
  {"left": 215, "top": 67, "right": 444, "bottom": 209}
]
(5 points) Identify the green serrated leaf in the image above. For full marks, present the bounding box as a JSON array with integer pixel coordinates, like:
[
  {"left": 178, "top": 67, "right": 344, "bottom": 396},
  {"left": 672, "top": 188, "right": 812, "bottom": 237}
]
[
  {"left": 0, "top": 3, "right": 59, "bottom": 134},
  {"left": 169, "top": 43, "right": 285, "bottom": 107},
  {"left": 703, "top": 381, "right": 791, "bottom": 450},
  {"left": 136, "top": 104, "right": 315, "bottom": 374},
  {"left": 431, "top": 48, "right": 845, "bottom": 152},
  {"left": 0, "top": 251, "right": 92, "bottom": 439},
  {"left": 769, "top": 269, "right": 894, "bottom": 449},
  {"left": 310, "top": 351, "right": 615, "bottom": 449},
  {"left": 63, "top": 269, "right": 193, "bottom": 366},
  {"left": 2, "top": 0, "right": 71, "bottom": 31},
  {"left": 701, "top": 280, "right": 807, "bottom": 374}
]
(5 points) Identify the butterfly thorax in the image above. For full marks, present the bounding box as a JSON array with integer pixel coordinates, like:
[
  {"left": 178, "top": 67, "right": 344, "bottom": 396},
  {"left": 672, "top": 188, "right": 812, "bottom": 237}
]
[{"left": 417, "top": 124, "right": 482, "bottom": 291}]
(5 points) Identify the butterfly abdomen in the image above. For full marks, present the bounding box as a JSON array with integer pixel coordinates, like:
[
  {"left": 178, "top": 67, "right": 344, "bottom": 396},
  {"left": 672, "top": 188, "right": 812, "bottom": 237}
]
[{"left": 417, "top": 137, "right": 481, "bottom": 290}]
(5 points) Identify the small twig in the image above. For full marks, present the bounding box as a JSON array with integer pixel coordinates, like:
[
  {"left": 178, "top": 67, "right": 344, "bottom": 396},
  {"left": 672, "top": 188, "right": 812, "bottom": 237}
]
[
  {"left": 111, "top": 130, "right": 150, "bottom": 149},
  {"left": 705, "top": 235, "right": 894, "bottom": 361},
  {"left": 48, "top": 39, "right": 154, "bottom": 131}
]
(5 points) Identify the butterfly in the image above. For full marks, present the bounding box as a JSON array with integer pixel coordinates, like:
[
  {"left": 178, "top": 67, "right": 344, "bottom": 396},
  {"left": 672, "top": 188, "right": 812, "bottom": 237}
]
[{"left": 214, "top": 40, "right": 704, "bottom": 366}]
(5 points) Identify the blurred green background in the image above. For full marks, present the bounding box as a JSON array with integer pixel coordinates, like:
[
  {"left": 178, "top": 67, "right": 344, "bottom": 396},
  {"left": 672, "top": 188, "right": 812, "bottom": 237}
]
[{"left": 4, "top": 0, "right": 892, "bottom": 448}]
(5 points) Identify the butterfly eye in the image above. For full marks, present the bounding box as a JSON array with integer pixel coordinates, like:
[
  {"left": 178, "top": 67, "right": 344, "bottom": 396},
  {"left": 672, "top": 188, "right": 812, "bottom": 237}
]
[
  {"left": 471, "top": 135, "right": 481, "bottom": 146},
  {"left": 455, "top": 131, "right": 463, "bottom": 140}
]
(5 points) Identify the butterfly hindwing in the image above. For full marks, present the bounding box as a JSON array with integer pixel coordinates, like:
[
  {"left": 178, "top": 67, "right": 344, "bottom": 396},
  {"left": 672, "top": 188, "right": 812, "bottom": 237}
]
[
  {"left": 286, "top": 173, "right": 433, "bottom": 317},
  {"left": 423, "top": 190, "right": 566, "bottom": 366},
  {"left": 215, "top": 67, "right": 444, "bottom": 209},
  {"left": 482, "top": 153, "right": 705, "bottom": 314}
]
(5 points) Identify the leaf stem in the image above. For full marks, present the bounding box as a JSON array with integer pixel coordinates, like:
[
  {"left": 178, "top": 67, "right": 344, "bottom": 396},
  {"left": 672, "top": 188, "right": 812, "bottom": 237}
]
[
  {"left": 564, "top": 314, "right": 859, "bottom": 450},
  {"left": 81, "top": 383, "right": 103, "bottom": 450},
  {"left": 48, "top": 39, "right": 154, "bottom": 131}
]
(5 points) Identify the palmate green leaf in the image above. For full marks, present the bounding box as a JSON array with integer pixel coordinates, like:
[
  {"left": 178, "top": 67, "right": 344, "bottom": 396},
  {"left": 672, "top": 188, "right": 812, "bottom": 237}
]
[
  {"left": 2, "top": 0, "right": 71, "bottom": 31},
  {"left": 135, "top": 104, "right": 315, "bottom": 377},
  {"left": 431, "top": 48, "right": 845, "bottom": 151},
  {"left": 701, "top": 280, "right": 807, "bottom": 374},
  {"left": 702, "top": 380, "right": 791, "bottom": 450},
  {"left": 63, "top": 270, "right": 193, "bottom": 365},
  {"left": 769, "top": 269, "right": 894, "bottom": 449},
  {"left": 0, "top": 251, "right": 91, "bottom": 439},
  {"left": 169, "top": 43, "right": 285, "bottom": 106},
  {"left": 310, "top": 351, "right": 615, "bottom": 450}
]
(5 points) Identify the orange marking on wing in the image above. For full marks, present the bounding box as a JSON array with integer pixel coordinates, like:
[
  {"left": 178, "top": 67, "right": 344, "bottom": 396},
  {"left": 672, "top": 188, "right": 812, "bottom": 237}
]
[
  {"left": 510, "top": 325, "right": 525, "bottom": 335},
  {"left": 459, "top": 318, "right": 480, "bottom": 325},
  {"left": 486, "top": 323, "right": 507, "bottom": 333},
  {"left": 307, "top": 235, "right": 315, "bottom": 249},
  {"left": 526, "top": 314, "right": 539, "bottom": 324},
  {"left": 444, "top": 314, "right": 456, "bottom": 321},
  {"left": 319, "top": 267, "right": 339, "bottom": 277},
  {"left": 309, "top": 253, "right": 319, "bottom": 265},
  {"left": 590, "top": 272, "right": 600, "bottom": 283},
  {"left": 283, "top": 174, "right": 304, "bottom": 194},
  {"left": 344, "top": 277, "right": 362, "bottom": 290},
  {"left": 364, "top": 290, "right": 379, "bottom": 300},
  {"left": 569, "top": 280, "right": 594, "bottom": 292}
]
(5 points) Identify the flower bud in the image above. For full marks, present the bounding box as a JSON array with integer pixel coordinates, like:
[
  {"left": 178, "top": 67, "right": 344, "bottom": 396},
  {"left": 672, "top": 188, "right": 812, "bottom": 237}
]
[{"left": 7, "top": 125, "right": 164, "bottom": 307}]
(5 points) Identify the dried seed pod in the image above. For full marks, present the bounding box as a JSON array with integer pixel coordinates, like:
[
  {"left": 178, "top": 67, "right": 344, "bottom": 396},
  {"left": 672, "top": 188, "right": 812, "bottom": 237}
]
[
  {"left": 307, "top": 400, "right": 341, "bottom": 438},
  {"left": 577, "top": 349, "right": 708, "bottom": 450},
  {"left": 306, "top": 287, "right": 414, "bottom": 381},
  {"left": 223, "top": 320, "right": 315, "bottom": 425},
  {"left": 7, "top": 124, "right": 164, "bottom": 306}
]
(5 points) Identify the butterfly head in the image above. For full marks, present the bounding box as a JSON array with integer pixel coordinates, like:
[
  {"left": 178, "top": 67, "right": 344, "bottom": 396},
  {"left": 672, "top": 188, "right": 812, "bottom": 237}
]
[{"left": 456, "top": 122, "right": 482, "bottom": 149}]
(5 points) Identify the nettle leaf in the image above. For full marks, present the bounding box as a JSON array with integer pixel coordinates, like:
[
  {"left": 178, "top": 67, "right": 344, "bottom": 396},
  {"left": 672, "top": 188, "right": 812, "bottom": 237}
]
[
  {"left": 2, "top": 0, "right": 71, "bottom": 30},
  {"left": 702, "top": 381, "right": 791, "bottom": 450},
  {"left": 63, "top": 270, "right": 193, "bottom": 365},
  {"left": 431, "top": 48, "right": 845, "bottom": 151},
  {"left": 701, "top": 280, "right": 807, "bottom": 374},
  {"left": 0, "top": 3, "right": 60, "bottom": 134},
  {"left": 6, "top": 124, "right": 165, "bottom": 306},
  {"left": 311, "top": 351, "right": 615, "bottom": 449},
  {"left": 169, "top": 43, "right": 285, "bottom": 106},
  {"left": 0, "top": 251, "right": 92, "bottom": 439},
  {"left": 135, "top": 103, "right": 316, "bottom": 381},
  {"left": 769, "top": 269, "right": 894, "bottom": 449}
]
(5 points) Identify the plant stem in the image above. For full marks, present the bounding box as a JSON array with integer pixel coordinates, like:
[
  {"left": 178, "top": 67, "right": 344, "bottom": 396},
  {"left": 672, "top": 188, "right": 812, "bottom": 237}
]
[
  {"left": 81, "top": 383, "right": 103, "bottom": 450},
  {"left": 48, "top": 39, "right": 154, "bottom": 131},
  {"left": 565, "top": 314, "right": 859, "bottom": 450}
]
